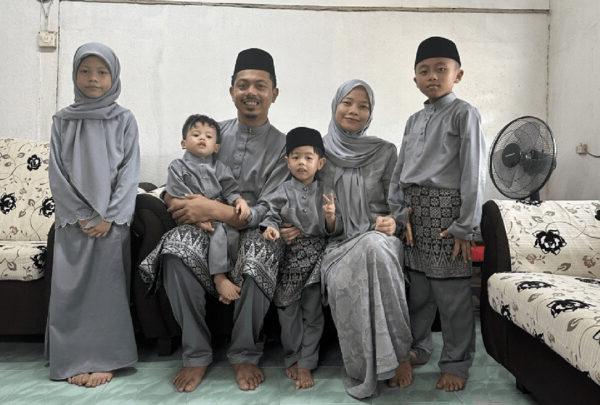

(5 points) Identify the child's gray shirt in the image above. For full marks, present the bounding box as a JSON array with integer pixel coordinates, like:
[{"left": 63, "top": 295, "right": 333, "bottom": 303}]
[
  {"left": 259, "top": 177, "right": 342, "bottom": 237},
  {"left": 389, "top": 92, "right": 486, "bottom": 240}
]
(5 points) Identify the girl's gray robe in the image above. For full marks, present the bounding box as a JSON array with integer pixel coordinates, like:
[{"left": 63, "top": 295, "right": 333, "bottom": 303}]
[
  {"left": 45, "top": 42, "right": 139, "bottom": 380},
  {"left": 320, "top": 80, "right": 412, "bottom": 399}
]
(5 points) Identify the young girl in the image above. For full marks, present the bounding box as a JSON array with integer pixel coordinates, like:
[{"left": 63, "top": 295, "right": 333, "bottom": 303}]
[{"left": 46, "top": 42, "right": 139, "bottom": 387}]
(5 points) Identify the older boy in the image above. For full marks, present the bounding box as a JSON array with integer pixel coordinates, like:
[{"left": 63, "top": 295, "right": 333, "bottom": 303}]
[{"left": 389, "top": 36, "right": 486, "bottom": 392}]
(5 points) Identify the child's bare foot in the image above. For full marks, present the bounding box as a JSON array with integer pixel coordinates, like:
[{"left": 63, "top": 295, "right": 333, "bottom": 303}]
[
  {"left": 387, "top": 360, "right": 413, "bottom": 388},
  {"left": 214, "top": 274, "right": 241, "bottom": 301},
  {"left": 436, "top": 372, "right": 466, "bottom": 391},
  {"left": 285, "top": 363, "right": 298, "bottom": 380},
  {"left": 173, "top": 366, "right": 208, "bottom": 392},
  {"left": 295, "top": 367, "right": 314, "bottom": 389},
  {"left": 85, "top": 372, "right": 113, "bottom": 388},
  {"left": 67, "top": 373, "right": 90, "bottom": 386},
  {"left": 233, "top": 363, "right": 264, "bottom": 391}
]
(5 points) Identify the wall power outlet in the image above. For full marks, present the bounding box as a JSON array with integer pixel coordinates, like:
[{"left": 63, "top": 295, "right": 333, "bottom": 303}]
[
  {"left": 576, "top": 143, "right": 588, "bottom": 155},
  {"left": 38, "top": 31, "right": 57, "bottom": 49}
]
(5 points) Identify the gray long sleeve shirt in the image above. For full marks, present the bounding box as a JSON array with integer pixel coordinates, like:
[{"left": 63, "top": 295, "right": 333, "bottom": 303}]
[
  {"left": 259, "top": 177, "right": 342, "bottom": 237},
  {"left": 217, "top": 119, "right": 289, "bottom": 228},
  {"left": 388, "top": 93, "right": 486, "bottom": 240}
]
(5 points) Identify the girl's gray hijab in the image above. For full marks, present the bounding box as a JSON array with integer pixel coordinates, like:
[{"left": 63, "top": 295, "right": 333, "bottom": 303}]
[
  {"left": 323, "top": 79, "right": 389, "bottom": 238},
  {"left": 54, "top": 42, "right": 127, "bottom": 221}
]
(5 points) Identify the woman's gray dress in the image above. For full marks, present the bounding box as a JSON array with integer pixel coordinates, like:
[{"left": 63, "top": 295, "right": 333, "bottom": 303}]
[{"left": 320, "top": 79, "right": 412, "bottom": 399}]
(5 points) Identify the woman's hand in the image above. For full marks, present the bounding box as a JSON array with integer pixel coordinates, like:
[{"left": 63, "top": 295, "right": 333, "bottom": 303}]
[
  {"left": 197, "top": 221, "right": 214, "bottom": 233},
  {"left": 440, "top": 229, "right": 474, "bottom": 262},
  {"left": 235, "top": 198, "right": 251, "bottom": 221},
  {"left": 279, "top": 223, "right": 301, "bottom": 244},
  {"left": 375, "top": 215, "right": 396, "bottom": 236}
]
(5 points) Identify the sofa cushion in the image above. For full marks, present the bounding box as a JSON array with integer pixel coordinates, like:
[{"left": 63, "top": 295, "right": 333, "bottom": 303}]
[
  {"left": 488, "top": 271, "right": 600, "bottom": 386},
  {"left": 495, "top": 199, "right": 600, "bottom": 279},
  {"left": 0, "top": 138, "right": 54, "bottom": 242},
  {"left": 0, "top": 241, "right": 47, "bottom": 281}
]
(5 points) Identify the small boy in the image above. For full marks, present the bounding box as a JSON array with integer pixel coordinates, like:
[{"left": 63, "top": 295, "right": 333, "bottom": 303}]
[
  {"left": 388, "top": 36, "right": 486, "bottom": 392},
  {"left": 260, "top": 127, "right": 340, "bottom": 389},
  {"left": 165, "top": 114, "right": 250, "bottom": 303}
]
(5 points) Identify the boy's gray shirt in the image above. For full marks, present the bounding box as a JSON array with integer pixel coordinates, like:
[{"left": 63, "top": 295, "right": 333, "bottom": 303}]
[
  {"left": 217, "top": 119, "right": 289, "bottom": 228},
  {"left": 259, "top": 177, "right": 342, "bottom": 237},
  {"left": 388, "top": 92, "right": 486, "bottom": 240},
  {"left": 166, "top": 151, "right": 240, "bottom": 204}
]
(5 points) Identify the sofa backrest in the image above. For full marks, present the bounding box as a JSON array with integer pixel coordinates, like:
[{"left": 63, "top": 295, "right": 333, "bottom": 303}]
[
  {"left": 495, "top": 199, "right": 600, "bottom": 279},
  {"left": 0, "top": 138, "right": 54, "bottom": 241}
]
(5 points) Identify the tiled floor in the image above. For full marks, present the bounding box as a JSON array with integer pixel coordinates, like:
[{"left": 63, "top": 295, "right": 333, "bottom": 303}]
[{"left": 0, "top": 321, "right": 538, "bottom": 405}]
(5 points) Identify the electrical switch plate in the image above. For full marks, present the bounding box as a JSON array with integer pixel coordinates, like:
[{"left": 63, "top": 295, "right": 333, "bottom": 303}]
[
  {"left": 576, "top": 143, "right": 588, "bottom": 155},
  {"left": 38, "top": 31, "right": 57, "bottom": 49}
]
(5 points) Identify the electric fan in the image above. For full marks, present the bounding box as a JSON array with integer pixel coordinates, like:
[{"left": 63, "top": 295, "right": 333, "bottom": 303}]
[{"left": 489, "top": 116, "right": 557, "bottom": 201}]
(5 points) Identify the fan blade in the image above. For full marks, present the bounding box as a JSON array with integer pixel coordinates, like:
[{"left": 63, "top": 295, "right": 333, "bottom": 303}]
[
  {"left": 492, "top": 149, "right": 518, "bottom": 190},
  {"left": 514, "top": 121, "right": 539, "bottom": 151}
]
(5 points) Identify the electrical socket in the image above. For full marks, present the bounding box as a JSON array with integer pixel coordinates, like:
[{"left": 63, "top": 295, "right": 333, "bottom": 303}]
[
  {"left": 38, "top": 31, "right": 57, "bottom": 49},
  {"left": 576, "top": 143, "right": 588, "bottom": 155}
]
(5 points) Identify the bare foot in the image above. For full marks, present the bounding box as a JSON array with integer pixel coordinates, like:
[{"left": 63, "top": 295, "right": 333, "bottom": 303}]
[
  {"left": 233, "top": 363, "right": 264, "bottom": 391},
  {"left": 214, "top": 274, "right": 241, "bottom": 301},
  {"left": 436, "top": 372, "right": 466, "bottom": 392},
  {"left": 295, "top": 367, "right": 314, "bottom": 389},
  {"left": 85, "top": 372, "right": 113, "bottom": 388},
  {"left": 285, "top": 363, "right": 298, "bottom": 380},
  {"left": 67, "top": 373, "right": 90, "bottom": 386},
  {"left": 173, "top": 366, "right": 208, "bottom": 392},
  {"left": 387, "top": 360, "right": 413, "bottom": 388}
]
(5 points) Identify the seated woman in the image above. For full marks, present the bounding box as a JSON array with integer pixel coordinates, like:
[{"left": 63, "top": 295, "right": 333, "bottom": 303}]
[{"left": 317, "top": 79, "right": 412, "bottom": 398}]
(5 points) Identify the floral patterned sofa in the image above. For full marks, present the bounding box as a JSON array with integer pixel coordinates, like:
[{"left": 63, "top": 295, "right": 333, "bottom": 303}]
[
  {"left": 0, "top": 138, "right": 55, "bottom": 335},
  {"left": 480, "top": 199, "right": 600, "bottom": 405}
]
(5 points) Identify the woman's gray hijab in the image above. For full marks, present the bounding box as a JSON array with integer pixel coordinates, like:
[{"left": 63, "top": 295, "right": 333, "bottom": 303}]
[
  {"left": 53, "top": 42, "right": 127, "bottom": 222},
  {"left": 323, "top": 79, "right": 389, "bottom": 238}
]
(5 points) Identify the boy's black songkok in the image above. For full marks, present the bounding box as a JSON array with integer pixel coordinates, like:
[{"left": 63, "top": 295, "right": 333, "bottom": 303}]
[
  {"left": 286, "top": 127, "right": 325, "bottom": 156},
  {"left": 234, "top": 48, "right": 276, "bottom": 79},
  {"left": 415, "top": 36, "right": 461, "bottom": 67}
]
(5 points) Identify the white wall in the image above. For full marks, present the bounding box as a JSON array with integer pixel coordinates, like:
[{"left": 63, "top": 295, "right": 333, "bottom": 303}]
[
  {"left": 3, "top": 0, "right": 551, "bottom": 201},
  {"left": 0, "top": 0, "right": 58, "bottom": 141},
  {"left": 547, "top": 0, "right": 600, "bottom": 199}
]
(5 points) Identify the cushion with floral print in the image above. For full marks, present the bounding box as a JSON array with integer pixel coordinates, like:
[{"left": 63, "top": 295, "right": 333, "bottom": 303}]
[
  {"left": 0, "top": 242, "right": 47, "bottom": 281},
  {"left": 489, "top": 271, "right": 600, "bottom": 386},
  {"left": 495, "top": 200, "right": 600, "bottom": 279},
  {"left": 0, "top": 138, "right": 54, "bottom": 242}
]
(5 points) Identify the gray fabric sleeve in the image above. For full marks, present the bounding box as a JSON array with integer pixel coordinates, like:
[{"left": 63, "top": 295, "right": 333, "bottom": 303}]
[
  {"left": 165, "top": 160, "right": 194, "bottom": 198},
  {"left": 388, "top": 124, "right": 410, "bottom": 227},
  {"left": 48, "top": 118, "right": 94, "bottom": 225},
  {"left": 217, "top": 162, "right": 242, "bottom": 205},
  {"left": 105, "top": 113, "right": 140, "bottom": 224},
  {"left": 258, "top": 187, "right": 287, "bottom": 231},
  {"left": 446, "top": 107, "right": 486, "bottom": 240}
]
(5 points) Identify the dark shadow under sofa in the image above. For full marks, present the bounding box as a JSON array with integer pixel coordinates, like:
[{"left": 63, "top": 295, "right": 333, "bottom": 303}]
[{"left": 480, "top": 199, "right": 600, "bottom": 405}]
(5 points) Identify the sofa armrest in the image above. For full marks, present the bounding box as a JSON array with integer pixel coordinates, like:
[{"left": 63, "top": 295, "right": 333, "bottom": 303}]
[{"left": 481, "top": 200, "right": 512, "bottom": 283}]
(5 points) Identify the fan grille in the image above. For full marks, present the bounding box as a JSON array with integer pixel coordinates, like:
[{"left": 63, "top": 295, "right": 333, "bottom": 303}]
[{"left": 490, "top": 116, "right": 556, "bottom": 199}]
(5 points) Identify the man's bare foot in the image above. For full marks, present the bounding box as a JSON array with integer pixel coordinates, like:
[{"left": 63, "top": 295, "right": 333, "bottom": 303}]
[
  {"left": 233, "top": 363, "right": 264, "bottom": 391},
  {"left": 214, "top": 274, "right": 241, "bottom": 301},
  {"left": 67, "top": 373, "right": 90, "bottom": 386},
  {"left": 436, "top": 372, "right": 466, "bottom": 391},
  {"left": 173, "top": 366, "right": 208, "bottom": 392},
  {"left": 85, "top": 372, "right": 113, "bottom": 388},
  {"left": 387, "top": 360, "right": 413, "bottom": 388},
  {"left": 285, "top": 363, "right": 298, "bottom": 380},
  {"left": 295, "top": 367, "right": 314, "bottom": 389}
]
